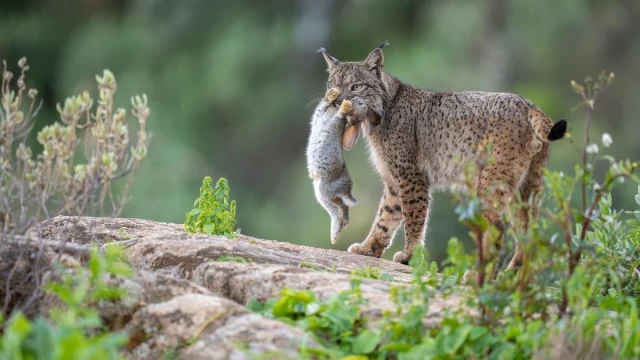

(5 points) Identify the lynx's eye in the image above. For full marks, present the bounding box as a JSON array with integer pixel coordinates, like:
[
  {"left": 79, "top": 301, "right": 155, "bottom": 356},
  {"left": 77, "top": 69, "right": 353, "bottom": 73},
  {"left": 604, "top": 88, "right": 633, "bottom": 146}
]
[{"left": 351, "top": 84, "right": 364, "bottom": 91}]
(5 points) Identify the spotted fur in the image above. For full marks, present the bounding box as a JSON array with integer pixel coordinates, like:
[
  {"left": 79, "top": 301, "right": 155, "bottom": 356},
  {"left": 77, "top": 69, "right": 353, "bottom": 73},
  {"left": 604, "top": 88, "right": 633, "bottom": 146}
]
[{"left": 319, "top": 43, "right": 567, "bottom": 265}]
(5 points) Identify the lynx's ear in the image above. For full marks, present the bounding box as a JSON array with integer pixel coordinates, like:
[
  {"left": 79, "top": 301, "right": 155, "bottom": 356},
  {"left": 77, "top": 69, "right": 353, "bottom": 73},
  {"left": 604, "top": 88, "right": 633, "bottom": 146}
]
[
  {"left": 317, "top": 47, "right": 341, "bottom": 70},
  {"left": 364, "top": 41, "right": 389, "bottom": 78},
  {"left": 342, "top": 124, "right": 360, "bottom": 150}
]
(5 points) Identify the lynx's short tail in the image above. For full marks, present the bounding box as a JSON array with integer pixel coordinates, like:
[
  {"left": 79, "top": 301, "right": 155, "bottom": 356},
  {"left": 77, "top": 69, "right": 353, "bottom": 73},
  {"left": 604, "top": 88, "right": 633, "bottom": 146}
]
[{"left": 528, "top": 109, "right": 567, "bottom": 142}]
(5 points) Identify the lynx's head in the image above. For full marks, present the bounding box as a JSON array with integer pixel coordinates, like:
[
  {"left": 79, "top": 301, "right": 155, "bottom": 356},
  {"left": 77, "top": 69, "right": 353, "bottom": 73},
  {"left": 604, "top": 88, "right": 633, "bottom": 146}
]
[{"left": 318, "top": 42, "right": 394, "bottom": 149}]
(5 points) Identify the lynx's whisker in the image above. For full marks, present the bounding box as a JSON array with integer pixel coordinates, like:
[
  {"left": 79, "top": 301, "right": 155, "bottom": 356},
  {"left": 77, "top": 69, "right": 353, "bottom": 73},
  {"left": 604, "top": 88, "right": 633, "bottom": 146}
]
[{"left": 305, "top": 97, "right": 322, "bottom": 108}]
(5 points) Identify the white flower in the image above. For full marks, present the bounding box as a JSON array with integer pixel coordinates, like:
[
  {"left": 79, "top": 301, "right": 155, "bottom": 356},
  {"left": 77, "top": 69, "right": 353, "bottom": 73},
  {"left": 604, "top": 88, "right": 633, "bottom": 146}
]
[
  {"left": 611, "top": 163, "right": 620, "bottom": 174},
  {"left": 601, "top": 133, "right": 612, "bottom": 147},
  {"left": 586, "top": 143, "right": 599, "bottom": 154},
  {"left": 593, "top": 182, "right": 601, "bottom": 190}
]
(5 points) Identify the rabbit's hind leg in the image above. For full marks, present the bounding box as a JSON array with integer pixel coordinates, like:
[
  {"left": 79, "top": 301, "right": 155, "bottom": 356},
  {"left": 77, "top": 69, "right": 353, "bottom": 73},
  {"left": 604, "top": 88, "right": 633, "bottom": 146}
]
[{"left": 326, "top": 200, "right": 346, "bottom": 245}]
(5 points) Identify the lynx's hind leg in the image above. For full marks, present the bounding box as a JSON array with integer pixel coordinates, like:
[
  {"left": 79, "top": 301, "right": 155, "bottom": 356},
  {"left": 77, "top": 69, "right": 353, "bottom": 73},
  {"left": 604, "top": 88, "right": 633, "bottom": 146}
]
[
  {"left": 474, "top": 157, "right": 530, "bottom": 277},
  {"left": 507, "top": 143, "right": 549, "bottom": 270}
]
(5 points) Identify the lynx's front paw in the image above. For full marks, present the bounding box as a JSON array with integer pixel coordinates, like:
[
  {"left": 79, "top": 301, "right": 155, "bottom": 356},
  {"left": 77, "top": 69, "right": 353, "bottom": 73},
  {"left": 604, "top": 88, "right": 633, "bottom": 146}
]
[
  {"left": 339, "top": 100, "right": 352, "bottom": 114},
  {"left": 325, "top": 88, "right": 340, "bottom": 103},
  {"left": 348, "top": 243, "right": 377, "bottom": 257},
  {"left": 392, "top": 251, "right": 412, "bottom": 265}
]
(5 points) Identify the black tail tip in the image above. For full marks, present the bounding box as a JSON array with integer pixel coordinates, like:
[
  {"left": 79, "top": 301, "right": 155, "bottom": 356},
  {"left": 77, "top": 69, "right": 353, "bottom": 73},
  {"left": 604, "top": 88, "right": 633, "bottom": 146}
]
[{"left": 547, "top": 119, "right": 567, "bottom": 141}]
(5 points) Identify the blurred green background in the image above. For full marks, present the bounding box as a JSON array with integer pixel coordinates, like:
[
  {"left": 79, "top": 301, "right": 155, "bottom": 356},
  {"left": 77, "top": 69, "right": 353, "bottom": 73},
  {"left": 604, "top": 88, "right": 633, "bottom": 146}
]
[{"left": 2, "top": 0, "right": 639, "bottom": 264}]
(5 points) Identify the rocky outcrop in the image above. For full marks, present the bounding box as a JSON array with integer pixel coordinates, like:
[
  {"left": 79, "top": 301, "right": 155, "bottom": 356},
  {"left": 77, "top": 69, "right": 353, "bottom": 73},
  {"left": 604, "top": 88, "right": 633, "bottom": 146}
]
[
  {"left": 126, "top": 293, "right": 318, "bottom": 360},
  {"left": 29, "top": 216, "right": 415, "bottom": 282},
  {"left": 0, "top": 216, "right": 465, "bottom": 359}
]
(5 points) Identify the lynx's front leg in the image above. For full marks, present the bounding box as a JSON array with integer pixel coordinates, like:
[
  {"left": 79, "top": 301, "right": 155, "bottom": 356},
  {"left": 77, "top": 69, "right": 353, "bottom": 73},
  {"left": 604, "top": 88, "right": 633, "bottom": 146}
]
[
  {"left": 392, "top": 171, "right": 430, "bottom": 264},
  {"left": 348, "top": 184, "right": 403, "bottom": 258}
]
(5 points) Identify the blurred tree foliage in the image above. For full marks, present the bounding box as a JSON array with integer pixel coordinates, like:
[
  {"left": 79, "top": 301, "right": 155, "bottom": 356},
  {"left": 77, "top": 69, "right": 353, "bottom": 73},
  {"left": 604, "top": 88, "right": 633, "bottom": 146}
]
[{"left": 1, "top": 0, "right": 639, "bottom": 264}]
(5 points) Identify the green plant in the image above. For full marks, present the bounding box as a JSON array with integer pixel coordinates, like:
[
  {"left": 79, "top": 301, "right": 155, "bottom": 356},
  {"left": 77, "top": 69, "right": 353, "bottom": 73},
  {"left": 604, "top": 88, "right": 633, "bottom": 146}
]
[
  {"left": 215, "top": 255, "right": 252, "bottom": 263},
  {"left": 249, "top": 282, "right": 373, "bottom": 359},
  {"left": 0, "top": 58, "right": 151, "bottom": 236},
  {"left": 298, "top": 262, "right": 336, "bottom": 272},
  {"left": 350, "top": 266, "right": 394, "bottom": 281},
  {"left": 0, "top": 245, "right": 133, "bottom": 360},
  {"left": 184, "top": 176, "right": 238, "bottom": 237}
]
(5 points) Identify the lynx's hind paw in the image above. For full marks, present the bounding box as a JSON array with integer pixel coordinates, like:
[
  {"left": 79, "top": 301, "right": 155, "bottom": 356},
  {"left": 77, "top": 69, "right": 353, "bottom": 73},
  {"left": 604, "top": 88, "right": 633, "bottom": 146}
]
[
  {"left": 339, "top": 100, "right": 352, "bottom": 114},
  {"left": 325, "top": 88, "right": 340, "bottom": 103},
  {"left": 392, "top": 251, "right": 411, "bottom": 265}
]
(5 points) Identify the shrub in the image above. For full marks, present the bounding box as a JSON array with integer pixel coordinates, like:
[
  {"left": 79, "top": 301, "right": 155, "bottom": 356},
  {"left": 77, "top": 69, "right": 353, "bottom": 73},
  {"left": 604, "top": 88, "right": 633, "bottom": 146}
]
[
  {"left": 0, "top": 57, "right": 150, "bottom": 359},
  {"left": 0, "top": 245, "right": 133, "bottom": 360},
  {"left": 0, "top": 57, "right": 151, "bottom": 235},
  {"left": 184, "top": 176, "right": 238, "bottom": 237}
]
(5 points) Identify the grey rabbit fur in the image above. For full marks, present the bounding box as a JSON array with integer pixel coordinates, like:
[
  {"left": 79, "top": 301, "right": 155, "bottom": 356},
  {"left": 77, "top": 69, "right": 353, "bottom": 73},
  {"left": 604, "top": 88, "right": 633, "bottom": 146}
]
[{"left": 306, "top": 87, "right": 366, "bottom": 244}]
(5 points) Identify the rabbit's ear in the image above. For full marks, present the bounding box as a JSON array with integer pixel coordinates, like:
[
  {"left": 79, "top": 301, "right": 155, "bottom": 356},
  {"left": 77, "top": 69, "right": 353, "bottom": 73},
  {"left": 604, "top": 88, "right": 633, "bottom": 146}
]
[{"left": 342, "top": 124, "right": 360, "bottom": 150}]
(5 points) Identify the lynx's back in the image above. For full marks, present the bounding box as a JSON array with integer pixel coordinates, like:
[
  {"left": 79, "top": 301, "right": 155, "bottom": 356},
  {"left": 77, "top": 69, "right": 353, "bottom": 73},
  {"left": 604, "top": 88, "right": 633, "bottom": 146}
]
[{"left": 365, "top": 86, "right": 563, "bottom": 189}]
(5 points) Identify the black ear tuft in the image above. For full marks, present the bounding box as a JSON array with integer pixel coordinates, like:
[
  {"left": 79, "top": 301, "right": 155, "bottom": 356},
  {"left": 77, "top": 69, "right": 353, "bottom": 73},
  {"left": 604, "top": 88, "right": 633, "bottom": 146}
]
[
  {"left": 318, "top": 47, "right": 341, "bottom": 68},
  {"left": 547, "top": 119, "right": 567, "bottom": 141},
  {"left": 378, "top": 40, "right": 390, "bottom": 49}
]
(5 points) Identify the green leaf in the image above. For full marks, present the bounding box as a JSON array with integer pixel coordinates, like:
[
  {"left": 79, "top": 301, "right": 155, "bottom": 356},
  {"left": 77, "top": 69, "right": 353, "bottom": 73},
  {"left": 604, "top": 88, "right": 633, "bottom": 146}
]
[
  {"left": 6, "top": 312, "right": 32, "bottom": 339},
  {"left": 627, "top": 219, "right": 640, "bottom": 228},
  {"left": 380, "top": 342, "right": 413, "bottom": 352},
  {"left": 440, "top": 325, "right": 470, "bottom": 354},
  {"left": 468, "top": 326, "right": 489, "bottom": 341},
  {"left": 25, "top": 317, "right": 54, "bottom": 359},
  {"left": 490, "top": 342, "right": 516, "bottom": 360},
  {"left": 88, "top": 246, "right": 101, "bottom": 279},
  {"left": 202, "top": 223, "right": 215, "bottom": 235},
  {"left": 352, "top": 330, "right": 381, "bottom": 354},
  {"left": 399, "top": 339, "right": 438, "bottom": 360},
  {"left": 305, "top": 302, "right": 321, "bottom": 316},
  {"left": 271, "top": 299, "right": 289, "bottom": 317},
  {"left": 247, "top": 299, "right": 264, "bottom": 313}
]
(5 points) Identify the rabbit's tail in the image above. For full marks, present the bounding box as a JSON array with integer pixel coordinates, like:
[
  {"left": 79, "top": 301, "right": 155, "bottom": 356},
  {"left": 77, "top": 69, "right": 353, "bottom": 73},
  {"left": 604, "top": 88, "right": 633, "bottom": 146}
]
[{"left": 342, "top": 194, "right": 358, "bottom": 207}]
